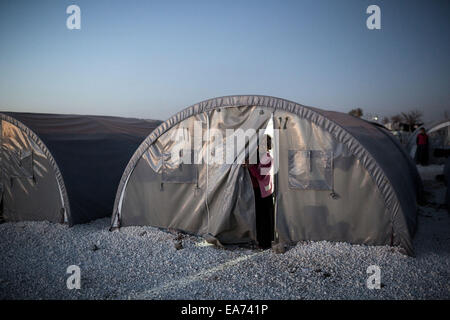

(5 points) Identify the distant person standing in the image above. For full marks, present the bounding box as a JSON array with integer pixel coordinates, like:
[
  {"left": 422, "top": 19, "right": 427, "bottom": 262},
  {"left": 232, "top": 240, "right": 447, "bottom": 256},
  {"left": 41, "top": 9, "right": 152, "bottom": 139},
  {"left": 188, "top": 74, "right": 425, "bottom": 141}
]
[{"left": 416, "top": 128, "right": 429, "bottom": 166}]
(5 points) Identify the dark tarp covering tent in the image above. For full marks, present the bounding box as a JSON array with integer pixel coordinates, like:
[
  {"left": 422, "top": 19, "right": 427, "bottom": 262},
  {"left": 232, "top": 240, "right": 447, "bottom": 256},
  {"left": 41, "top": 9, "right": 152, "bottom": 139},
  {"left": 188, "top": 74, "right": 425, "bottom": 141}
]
[
  {"left": 111, "top": 95, "right": 422, "bottom": 255},
  {"left": 0, "top": 112, "right": 161, "bottom": 225}
]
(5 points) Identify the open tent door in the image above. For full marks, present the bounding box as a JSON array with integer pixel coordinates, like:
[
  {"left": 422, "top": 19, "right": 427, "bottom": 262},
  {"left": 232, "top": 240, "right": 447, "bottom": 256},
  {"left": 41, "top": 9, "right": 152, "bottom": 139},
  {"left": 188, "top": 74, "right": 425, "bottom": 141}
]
[
  {"left": 203, "top": 106, "right": 272, "bottom": 245},
  {"left": 252, "top": 113, "right": 277, "bottom": 248},
  {"left": 117, "top": 105, "right": 272, "bottom": 246}
]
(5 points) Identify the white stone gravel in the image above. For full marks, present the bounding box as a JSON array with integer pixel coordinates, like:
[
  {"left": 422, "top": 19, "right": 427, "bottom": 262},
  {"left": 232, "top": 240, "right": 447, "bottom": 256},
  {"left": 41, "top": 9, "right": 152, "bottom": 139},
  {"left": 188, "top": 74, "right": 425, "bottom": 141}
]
[{"left": 1, "top": 171, "right": 449, "bottom": 300}]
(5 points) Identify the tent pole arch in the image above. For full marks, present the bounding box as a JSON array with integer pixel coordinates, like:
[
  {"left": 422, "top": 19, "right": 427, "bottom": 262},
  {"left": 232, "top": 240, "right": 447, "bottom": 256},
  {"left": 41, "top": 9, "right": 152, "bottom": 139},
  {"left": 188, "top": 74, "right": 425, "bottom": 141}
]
[
  {"left": 112, "top": 95, "right": 417, "bottom": 254},
  {"left": 0, "top": 113, "right": 71, "bottom": 223}
]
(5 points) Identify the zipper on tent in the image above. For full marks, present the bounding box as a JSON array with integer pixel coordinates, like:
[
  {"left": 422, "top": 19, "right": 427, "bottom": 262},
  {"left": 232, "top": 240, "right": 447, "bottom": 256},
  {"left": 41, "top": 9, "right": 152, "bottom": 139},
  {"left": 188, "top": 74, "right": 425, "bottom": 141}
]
[
  {"left": 195, "top": 150, "right": 200, "bottom": 191},
  {"left": 308, "top": 150, "right": 312, "bottom": 172},
  {"left": 205, "top": 114, "right": 211, "bottom": 234},
  {"left": 272, "top": 111, "right": 279, "bottom": 245},
  {"left": 329, "top": 152, "right": 339, "bottom": 200},
  {"left": 160, "top": 155, "right": 164, "bottom": 191}
]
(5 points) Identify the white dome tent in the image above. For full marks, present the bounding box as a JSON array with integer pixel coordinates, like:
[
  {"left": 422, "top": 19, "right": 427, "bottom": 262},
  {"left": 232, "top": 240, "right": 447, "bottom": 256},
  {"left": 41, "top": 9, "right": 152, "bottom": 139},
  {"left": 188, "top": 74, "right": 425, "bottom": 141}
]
[
  {"left": 111, "top": 95, "right": 422, "bottom": 255},
  {"left": 0, "top": 112, "right": 161, "bottom": 225}
]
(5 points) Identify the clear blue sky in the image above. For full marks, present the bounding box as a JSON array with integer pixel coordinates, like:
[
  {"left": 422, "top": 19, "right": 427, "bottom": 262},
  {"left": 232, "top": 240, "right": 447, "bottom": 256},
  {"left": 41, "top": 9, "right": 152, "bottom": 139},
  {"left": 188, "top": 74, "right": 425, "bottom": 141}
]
[{"left": 1, "top": 0, "right": 449, "bottom": 122}]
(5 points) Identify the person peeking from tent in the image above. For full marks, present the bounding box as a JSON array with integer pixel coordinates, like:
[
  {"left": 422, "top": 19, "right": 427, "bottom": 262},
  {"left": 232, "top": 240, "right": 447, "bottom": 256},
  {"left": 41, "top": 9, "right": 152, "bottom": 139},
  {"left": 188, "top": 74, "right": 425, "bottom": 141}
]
[
  {"left": 416, "top": 128, "right": 429, "bottom": 166},
  {"left": 242, "top": 135, "right": 274, "bottom": 249}
]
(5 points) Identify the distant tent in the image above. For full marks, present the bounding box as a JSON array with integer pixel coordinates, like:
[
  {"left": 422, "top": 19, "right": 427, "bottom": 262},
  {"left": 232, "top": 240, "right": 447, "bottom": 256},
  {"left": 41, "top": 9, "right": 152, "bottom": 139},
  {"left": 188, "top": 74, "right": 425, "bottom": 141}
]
[
  {"left": 406, "top": 119, "right": 450, "bottom": 164},
  {"left": 111, "top": 95, "right": 421, "bottom": 255},
  {"left": 366, "top": 120, "right": 423, "bottom": 198},
  {"left": 0, "top": 112, "right": 161, "bottom": 225}
]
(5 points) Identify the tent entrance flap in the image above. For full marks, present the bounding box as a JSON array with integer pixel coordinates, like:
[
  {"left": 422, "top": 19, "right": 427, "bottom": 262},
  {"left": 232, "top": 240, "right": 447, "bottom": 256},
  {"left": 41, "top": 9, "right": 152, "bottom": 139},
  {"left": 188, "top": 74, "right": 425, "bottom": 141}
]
[
  {"left": 203, "top": 107, "right": 273, "bottom": 245},
  {"left": 118, "top": 106, "right": 275, "bottom": 245},
  {"left": 251, "top": 114, "right": 276, "bottom": 248}
]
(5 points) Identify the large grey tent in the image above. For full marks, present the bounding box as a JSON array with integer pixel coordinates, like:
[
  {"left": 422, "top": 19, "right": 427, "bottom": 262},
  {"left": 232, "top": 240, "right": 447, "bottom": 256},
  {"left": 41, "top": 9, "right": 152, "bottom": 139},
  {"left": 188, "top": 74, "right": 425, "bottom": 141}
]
[
  {"left": 0, "top": 112, "right": 161, "bottom": 225},
  {"left": 111, "top": 95, "right": 421, "bottom": 255},
  {"left": 406, "top": 119, "right": 450, "bottom": 164}
]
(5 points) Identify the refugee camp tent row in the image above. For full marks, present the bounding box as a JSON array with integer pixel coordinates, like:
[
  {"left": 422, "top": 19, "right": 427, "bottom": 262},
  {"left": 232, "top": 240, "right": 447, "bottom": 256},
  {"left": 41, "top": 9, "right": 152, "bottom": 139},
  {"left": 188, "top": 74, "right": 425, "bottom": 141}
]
[
  {"left": 111, "top": 95, "right": 422, "bottom": 255},
  {"left": 406, "top": 119, "right": 450, "bottom": 164},
  {"left": 0, "top": 112, "right": 161, "bottom": 225}
]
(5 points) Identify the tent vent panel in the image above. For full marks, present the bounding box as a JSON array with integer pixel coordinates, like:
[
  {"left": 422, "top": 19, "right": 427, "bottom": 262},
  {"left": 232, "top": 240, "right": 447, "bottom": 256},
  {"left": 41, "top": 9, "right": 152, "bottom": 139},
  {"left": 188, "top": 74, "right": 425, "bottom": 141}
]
[
  {"left": 17, "top": 149, "right": 34, "bottom": 179},
  {"left": 161, "top": 151, "right": 198, "bottom": 184},
  {"left": 3, "top": 148, "right": 34, "bottom": 179},
  {"left": 288, "top": 150, "right": 333, "bottom": 190}
]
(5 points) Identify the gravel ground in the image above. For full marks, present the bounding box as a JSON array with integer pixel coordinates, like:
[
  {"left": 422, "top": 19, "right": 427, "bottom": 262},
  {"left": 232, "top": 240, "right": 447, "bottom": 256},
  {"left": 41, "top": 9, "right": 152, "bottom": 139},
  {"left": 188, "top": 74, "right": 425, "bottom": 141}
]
[
  {"left": 1, "top": 167, "right": 449, "bottom": 300},
  {"left": 416, "top": 164, "right": 445, "bottom": 181}
]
